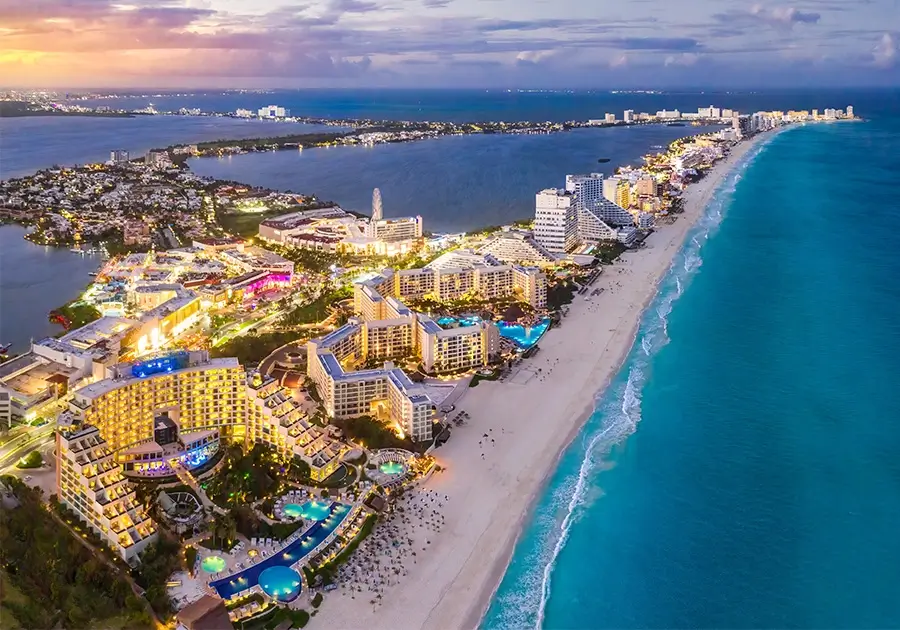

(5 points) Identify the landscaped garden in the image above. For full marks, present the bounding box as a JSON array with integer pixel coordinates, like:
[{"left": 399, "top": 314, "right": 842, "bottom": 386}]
[{"left": 203, "top": 444, "right": 311, "bottom": 509}]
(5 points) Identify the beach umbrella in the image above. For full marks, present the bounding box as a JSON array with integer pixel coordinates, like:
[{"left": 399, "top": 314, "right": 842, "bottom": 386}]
[{"left": 502, "top": 304, "right": 526, "bottom": 323}]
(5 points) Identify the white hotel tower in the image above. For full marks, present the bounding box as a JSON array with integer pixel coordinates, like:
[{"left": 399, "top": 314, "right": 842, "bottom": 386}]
[{"left": 533, "top": 188, "right": 577, "bottom": 253}]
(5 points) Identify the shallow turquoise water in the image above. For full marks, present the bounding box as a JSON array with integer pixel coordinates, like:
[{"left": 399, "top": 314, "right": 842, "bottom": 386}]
[
  {"left": 497, "top": 318, "right": 551, "bottom": 350},
  {"left": 484, "top": 114, "right": 900, "bottom": 628},
  {"left": 201, "top": 555, "right": 226, "bottom": 574},
  {"left": 298, "top": 500, "right": 333, "bottom": 521},
  {"left": 379, "top": 461, "right": 405, "bottom": 475},
  {"left": 258, "top": 565, "right": 302, "bottom": 602}
]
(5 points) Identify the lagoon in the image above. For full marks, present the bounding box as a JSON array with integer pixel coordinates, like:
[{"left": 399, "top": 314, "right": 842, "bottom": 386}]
[
  {"left": 0, "top": 226, "right": 101, "bottom": 353},
  {"left": 190, "top": 125, "right": 720, "bottom": 233}
]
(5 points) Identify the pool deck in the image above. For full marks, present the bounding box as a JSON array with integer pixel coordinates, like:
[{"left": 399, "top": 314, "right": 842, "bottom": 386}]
[
  {"left": 170, "top": 493, "right": 371, "bottom": 611},
  {"left": 208, "top": 501, "right": 367, "bottom": 602}
]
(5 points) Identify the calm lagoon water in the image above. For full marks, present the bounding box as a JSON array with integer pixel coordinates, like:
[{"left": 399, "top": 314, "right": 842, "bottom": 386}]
[
  {"left": 0, "top": 116, "right": 337, "bottom": 180},
  {"left": 0, "top": 225, "right": 101, "bottom": 353},
  {"left": 190, "top": 124, "right": 720, "bottom": 232}
]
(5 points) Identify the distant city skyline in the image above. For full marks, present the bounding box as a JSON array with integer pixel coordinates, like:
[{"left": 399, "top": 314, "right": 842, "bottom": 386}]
[{"left": 2, "top": 0, "right": 899, "bottom": 88}]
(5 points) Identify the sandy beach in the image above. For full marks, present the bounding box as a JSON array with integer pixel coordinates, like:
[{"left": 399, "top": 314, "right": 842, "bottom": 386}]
[{"left": 313, "top": 130, "right": 776, "bottom": 630}]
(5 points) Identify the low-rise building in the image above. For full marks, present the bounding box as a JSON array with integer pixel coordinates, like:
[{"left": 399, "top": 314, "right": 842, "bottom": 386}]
[
  {"left": 477, "top": 228, "right": 557, "bottom": 266},
  {"left": 0, "top": 391, "right": 11, "bottom": 428}
]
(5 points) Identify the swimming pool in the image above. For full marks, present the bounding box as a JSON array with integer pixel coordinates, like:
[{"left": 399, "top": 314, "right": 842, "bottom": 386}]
[
  {"left": 379, "top": 461, "right": 405, "bottom": 475},
  {"left": 437, "top": 315, "right": 482, "bottom": 328},
  {"left": 211, "top": 502, "right": 351, "bottom": 600},
  {"left": 259, "top": 566, "right": 302, "bottom": 602},
  {"left": 497, "top": 317, "right": 551, "bottom": 350},
  {"left": 201, "top": 555, "right": 226, "bottom": 574},
  {"left": 283, "top": 500, "right": 333, "bottom": 522},
  {"left": 436, "top": 315, "right": 550, "bottom": 350}
]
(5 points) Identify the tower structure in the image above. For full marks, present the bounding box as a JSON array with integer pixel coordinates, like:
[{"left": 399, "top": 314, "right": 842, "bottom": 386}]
[{"left": 372, "top": 188, "right": 383, "bottom": 221}]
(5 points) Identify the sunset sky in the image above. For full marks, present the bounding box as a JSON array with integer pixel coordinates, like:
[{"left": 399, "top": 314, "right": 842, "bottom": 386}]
[{"left": 2, "top": 0, "right": 898, "bottom": 88}]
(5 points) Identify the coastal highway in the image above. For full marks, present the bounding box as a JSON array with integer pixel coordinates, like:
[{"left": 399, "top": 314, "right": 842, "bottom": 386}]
[{"left": 0, "top": 425, "right": 55, "bottom": 472}]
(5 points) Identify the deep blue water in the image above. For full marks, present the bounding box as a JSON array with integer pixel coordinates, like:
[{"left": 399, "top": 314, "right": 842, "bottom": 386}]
[
  {"left": 0, "top": 116, "right": 337, "bottom": 179},
  {"left": 483, "top": 108, "right": 900, "bottom": 627},
  {"left": 76, "top": 88, "right": 881, "bottom": 123}
]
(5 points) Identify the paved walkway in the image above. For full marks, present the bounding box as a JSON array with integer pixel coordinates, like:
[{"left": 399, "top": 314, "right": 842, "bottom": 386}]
[{"left": 169, "top": 459, "right": 227, "bottom": 516}]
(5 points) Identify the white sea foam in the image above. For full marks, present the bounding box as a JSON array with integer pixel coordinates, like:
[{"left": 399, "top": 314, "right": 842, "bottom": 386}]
[{"left": 487, "top": 135, "right": 780, "bottom": 630}]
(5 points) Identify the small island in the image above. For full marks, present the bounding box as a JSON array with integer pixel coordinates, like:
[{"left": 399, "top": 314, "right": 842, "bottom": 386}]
[{"left": 0, "top": 100, "right": 136, "bottom": 118}]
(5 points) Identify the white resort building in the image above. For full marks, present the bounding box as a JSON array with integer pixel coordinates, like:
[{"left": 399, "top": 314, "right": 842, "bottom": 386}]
[
  {"left": 258, "top": 207, "right": 424, "bottom": 257},
  {"left": 477, "top": 228, "right": 558, "bottom": 266},
  {"left": 535, "top": 173, "right": 654, "bottom": 253},
  {"left": 57, "top": 425, "right": 158, "bottom": 561},
  {"left": 534, "top": 188, "right": 578, "bottom": 253}
]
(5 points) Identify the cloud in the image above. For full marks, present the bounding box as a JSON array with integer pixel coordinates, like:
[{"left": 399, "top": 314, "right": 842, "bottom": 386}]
[
  {"left": 609, "top": 53, "right": 628, "bottom": 68},
  {"left": 328, "top": 0, "right": 380, "bottom": 13},
  {"left": 872, "top": 32, "right": 897, "bottom": 68},
  {"left": 0, "top": 0, "right": 894, "bottom": 88},
  {"left": 713, "top": 4, "right": 821, "bottom": 30},
  {"left": 515, "top": 49, "right": 563, "bottom": 65},
  {"left": 612, "top": 36, "right": 702, "bottom": 51},
  {"left": 476, "top": 19, "right": 572, "bottom": 33},
  {"left": 664, "top": 52, "right": 700, "bottom": 66},
  {"left": 765, "top": 6, "right": 820, "bottom": 24}
]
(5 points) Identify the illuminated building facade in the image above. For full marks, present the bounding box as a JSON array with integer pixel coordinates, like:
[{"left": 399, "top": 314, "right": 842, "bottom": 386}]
[
  {"left": 417, "top": 317, "right": 499, "bottom": 374},
  {"left": 56, "top": 425, "right": 158, "bottom": 561},
  {"left": 245, "top": 374, "right": 343, "bottom": 481},
  {"left": 59, "top": 350, "right": 344, "bottom": 485},
  {"left": 477, "top": 229, "right": 557, "bottom": 266},
  {"left": 367, "top": 260, "right": 547, "bottom": 310},
  {"left": 68, "top": 351, "right": 246, "bottom": 458}
]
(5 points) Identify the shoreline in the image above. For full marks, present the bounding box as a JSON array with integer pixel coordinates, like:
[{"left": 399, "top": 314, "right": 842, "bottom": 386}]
[
  {"left": 466, "top": 126, "right": 787, "bottom": 629},
  {"left": 310, "top": 128, "right": 781, "bottom": 630}
]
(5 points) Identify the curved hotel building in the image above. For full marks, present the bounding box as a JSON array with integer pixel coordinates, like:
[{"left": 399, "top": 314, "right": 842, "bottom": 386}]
[{"left": 57, "top": 350, "right": 343, "bottom": 560}]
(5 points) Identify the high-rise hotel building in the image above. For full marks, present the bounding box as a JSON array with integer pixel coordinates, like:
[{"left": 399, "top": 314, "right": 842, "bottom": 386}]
[
  {"left": 57, "top": 351, "right": 344, "bottom": 559},
  {"left": 57, "top": 425, "right": 158, "bottom": 561},
  {"left": 533, "top": 188, "right": 578, "bottom": 253},
  {"left": 68, "top": 351, "right": 246, "bottom": 462},
  {"left": 535, "top": 173, "right": 643, "bottom": 253}
]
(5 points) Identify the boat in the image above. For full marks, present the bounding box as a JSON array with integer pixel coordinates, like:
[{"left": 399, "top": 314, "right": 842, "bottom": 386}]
[
  {"left": 666, "top": 122, "right": 686, "bottom": 127},
  {"left": 0, "top": 343, "right": 11, "bottom": 355},
  {"left": 597, "top": 158, "right": 611, "bottom": 163}
]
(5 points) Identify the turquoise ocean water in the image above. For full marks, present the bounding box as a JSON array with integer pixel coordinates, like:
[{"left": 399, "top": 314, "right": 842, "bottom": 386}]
[{"left": 484, "top": 115, "right": 900, "bottom": 628}]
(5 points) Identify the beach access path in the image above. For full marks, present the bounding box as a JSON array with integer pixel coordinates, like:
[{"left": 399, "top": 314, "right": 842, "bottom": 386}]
[{"left": 313, "top": 130, "right": 776, "bottom": 630}]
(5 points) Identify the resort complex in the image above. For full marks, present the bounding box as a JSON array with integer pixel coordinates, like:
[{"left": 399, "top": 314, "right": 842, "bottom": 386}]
[
  {"left": 0, "top": 97, "right": 859, "bottom": 630},
  {"left": 258, "top": 205, "right": 424, "bottom": 257},
  {"left": 54, "top": 350, "right": 346, "bottom": 557}
]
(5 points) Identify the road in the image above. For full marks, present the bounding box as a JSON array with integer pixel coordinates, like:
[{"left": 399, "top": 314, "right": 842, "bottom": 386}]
[{"left": 0, "top": 425, "right": 55, "bottom": 471}]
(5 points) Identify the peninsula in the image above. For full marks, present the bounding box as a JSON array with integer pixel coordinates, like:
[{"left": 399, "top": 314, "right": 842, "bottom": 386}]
[{"left": 0, "top": 101, "right": 856, "bottom": 630}]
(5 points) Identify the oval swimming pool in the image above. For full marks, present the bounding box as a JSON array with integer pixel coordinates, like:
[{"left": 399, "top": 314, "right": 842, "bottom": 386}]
[{"left": 259, "top": 565, "right": 302, "bottom": 602}]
